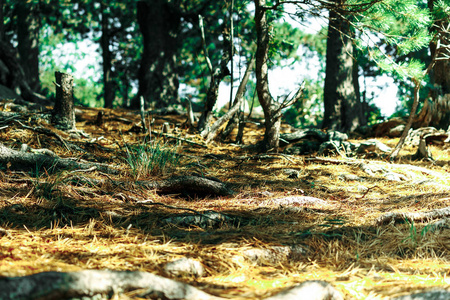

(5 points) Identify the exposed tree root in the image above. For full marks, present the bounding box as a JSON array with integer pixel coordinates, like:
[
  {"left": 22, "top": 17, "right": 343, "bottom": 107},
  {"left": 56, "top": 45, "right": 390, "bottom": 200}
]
[
  {"left": 376, "top": 206, "right": 450, "bottom": 225},
  {"left": 137, "top": 175, "right": 235, "bottom": 197},
  {"left": 0, "top": 270, "right": 224, "bottom": 300},
  {"left": 0, "top": 143, "right": 118, "bottom": 174},
  {"left": 73, "top": 174, "right": 235, "bottom": 197},
  {"left": 0, "top": 270, "right": 349, "bottom": 300}
]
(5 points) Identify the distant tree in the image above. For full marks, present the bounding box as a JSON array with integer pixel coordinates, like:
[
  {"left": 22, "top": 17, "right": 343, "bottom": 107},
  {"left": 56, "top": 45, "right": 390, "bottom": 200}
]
[
  {"left": 133, "top": 0, "right": 181, "bottom": 109},
  {"left": 0, "top": 0, "right": 4, "bottom": 42},
  {"left": 100, "top": 3, "right": 114, "bottom": 108},
  {"left": 98, "top": 1, "right": 141, "bottom": 108},
  {"left": 16, "top": 1, "right": 41, "bottom": 92},
  {"left": 249, "top": 0, "right": 435, "bottom": 151},
  {"left": 36, "top": 1, "right": 140, "bottom": 108},
  {"left": 0, "top": 0, "right": 46, "bottom": 103}
]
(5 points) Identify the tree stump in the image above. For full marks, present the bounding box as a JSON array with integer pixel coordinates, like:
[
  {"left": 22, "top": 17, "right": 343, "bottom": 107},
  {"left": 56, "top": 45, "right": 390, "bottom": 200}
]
[{"left": 52, "top": 71, "right": 75, "bottom": 131}]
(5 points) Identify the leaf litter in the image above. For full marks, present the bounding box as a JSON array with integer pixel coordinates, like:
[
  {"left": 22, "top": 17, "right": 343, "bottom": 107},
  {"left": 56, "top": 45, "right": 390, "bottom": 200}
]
[{"left": 1, "top": 105, "right": 450, "bottom": 299}]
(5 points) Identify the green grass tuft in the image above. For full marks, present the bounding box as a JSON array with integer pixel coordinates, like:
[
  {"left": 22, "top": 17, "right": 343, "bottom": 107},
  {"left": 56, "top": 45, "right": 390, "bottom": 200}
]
[{"left": 124, "top": 139, "right": 179, "bottom": 179}]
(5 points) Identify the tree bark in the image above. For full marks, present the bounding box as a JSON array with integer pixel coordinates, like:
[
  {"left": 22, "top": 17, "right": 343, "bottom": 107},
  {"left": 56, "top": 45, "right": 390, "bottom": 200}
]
[
  {"left": 197, "top": 16, "right": 232, "bottom": 133},
  {"left": 52, "top": 71, "right": 75, "bottom": 131},
  {"left": 0, "top": 41, "right": 48, "bottom": 104},
  {"left": 101, "top": 3, "right": 114, "bottom": 108},
  {"left": 134, "top": 0, "right": 181, "bottom": 109},
  {"left": 254, "top": 0, "right": 282, "bottom": 152},
  {"left": 0, "top": 0, "right": 4, "bottom": 42},
  {"left": 413, "top": 0, "right": 450, "bottom": 129},
  {"left": 254, "top": 0, "right": 305, "bottom": 152},
  {"left": 203, "top": 57, "right": 255, "bottom": 142},
  {"left": 16, "top": 1, "right": 40, "bottom": 92},
  {"left": 322, "top": 1, "right": 365, "bottom": 132}
]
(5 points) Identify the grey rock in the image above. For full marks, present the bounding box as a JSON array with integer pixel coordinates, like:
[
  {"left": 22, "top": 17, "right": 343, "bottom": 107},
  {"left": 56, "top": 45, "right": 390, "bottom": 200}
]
[
  {"left": 267, "top": 196, "right": 328, "bottom": 207},
  {"left": 338, "top": 173, "right": 364, "bottom": 181},
  {"left": 318, "top": 141, "right": 355, "bottom": 156},
  {"left": 264, "top": 280, "right": 344, "bottom": 300},
  {"left": 389, "top": 125, "right": 405, "bottom": 137},
  {"left": 243, "top": 245, "right": 308, "bottom": 265},
  {"left": 327, "top": 131, "right": 348, "bottom": 142},
  {"left": 284, "top": 140, "right": 322, "bottom": 155},
  {"left": 383, "top": 172, "right": 408, "bottom": 181},
  {"left": 280, "top": 129, "right": 328, "bottom": 144},
  {"left": 161, "top": 211, "right": 236, "bottom": 228},
  {"left": 164, "top": 257, "right": 205, "bottom": 277},
  {"left": 283, "top": 169, "right": 300, "bottom": 178},
  {"left": 357, "top": 139, "right": 392, "bottom": 153}
]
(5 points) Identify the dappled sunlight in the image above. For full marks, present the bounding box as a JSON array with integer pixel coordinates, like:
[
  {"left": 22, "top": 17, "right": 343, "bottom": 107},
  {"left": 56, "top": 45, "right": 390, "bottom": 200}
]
[{"left": 1, "top": 106, "right": 450, "bottom": 298}]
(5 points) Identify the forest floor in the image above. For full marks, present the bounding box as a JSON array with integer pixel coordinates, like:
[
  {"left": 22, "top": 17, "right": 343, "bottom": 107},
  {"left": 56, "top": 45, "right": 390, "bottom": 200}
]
[{"left": 1, "top": 104, "right": 450, "bottom": 299}]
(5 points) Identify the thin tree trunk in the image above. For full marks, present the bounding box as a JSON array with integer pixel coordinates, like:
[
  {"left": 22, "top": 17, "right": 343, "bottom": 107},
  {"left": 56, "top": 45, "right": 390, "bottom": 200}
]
[
  {"left": 197, "top": 16, "right": 232, "bottom": 133},
  {"left": 352, "top": 46, "right": 366, "bottom": 127},
  {"left": 203, "top": 57, "right": 254, "bottom": 142},
  {"left": 254, "top": 0, "right": 305, "bottom": 152},
  {"left": 255, "top": 0, "right": 282, "bottom": 152},
  {"left": 388, "top": 81, "right": 421, "bottom": 160},
  {"left": 388, "top": 19, "right": 444, "bottom": 160},
  {"left": 101, "top": 3, "right": 114, "bottom": 108}
]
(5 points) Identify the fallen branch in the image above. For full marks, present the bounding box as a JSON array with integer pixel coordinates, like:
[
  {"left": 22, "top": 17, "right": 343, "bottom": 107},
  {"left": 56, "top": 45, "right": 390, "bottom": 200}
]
[{"left": 0, "top": 270, "right": 224, "bottom": 300}]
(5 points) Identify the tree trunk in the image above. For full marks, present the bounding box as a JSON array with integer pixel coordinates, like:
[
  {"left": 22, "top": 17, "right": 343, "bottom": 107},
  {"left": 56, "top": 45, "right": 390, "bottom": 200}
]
[
  {"left": 134, "top": 0, "right": 181, "bottom": 109},
  {"left": 101, "top": 3, "right": 114, "bottom": 108},
  {"left": 203, "top": 57, "right": 254, "bottom": 142},
  {"left": 0, "top": 0, "right": 4, "bottom": 42},
  {"left": 52, "top": 72, "right": 75, "bottom": 131},
  {"left": 16, "top": 1, "right": 40, "bottom": 92},
  {"left": 413, "top": 0, "right": 450, "bottom": 129},
  {"left": 254, "top": 0, "right": 282, "bottom": 152},
  {"left": 352, "top": 45, "right": 366, "bottom": 126},
  {"left": 322, "top": 2, "right": 365, "bottom": 132},
  {"left": 0, "top": 41, "right": 47, "bottom": 104}
]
